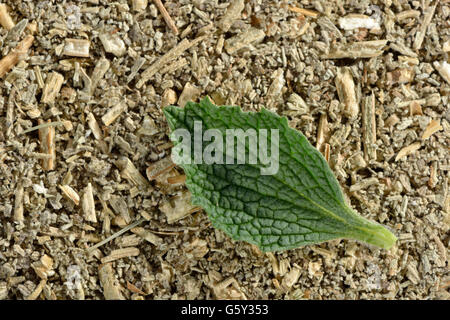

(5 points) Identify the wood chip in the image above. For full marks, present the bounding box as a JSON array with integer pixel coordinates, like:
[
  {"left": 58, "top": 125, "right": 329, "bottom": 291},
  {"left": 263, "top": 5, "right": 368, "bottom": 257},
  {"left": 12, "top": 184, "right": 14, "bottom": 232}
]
[
  {"left": 316, "top": 113, "right": 329, "bottom": 153},
  {"left": 14, "top": 182, "right": 24, "bottom": 223},
  {"left": 338, "top": 14, "right": 380, "bottom": 30},
  {"left": 87, "top": 112, "right": 103, "bottom": 140},
  {"left": 396, "top": 10, "right": 420, "bottom": 21},
  {"left": 98, "top": 263, "right": 125, "bottom": 300},
  {"left": 99, "top": 32, "right": 126, "bottom": 57},
  {"left": 25, "top": 279, "right": 46, "bottom": 300},
  {"left": 90, "top": 57, "right": 110, "bottom": 95},
  {"left": 323, "top": 40, "right": 387, "bottom": 59},
  {"left": 433, "top": 61, "right": 450, "bottom": 85},
  {"left": 178, "top": 82, "right": 201, "bottom": 107},
  {"left": 101, "top": 247, "right": 140, "bottom": 263},
  {"left": 335, "top": 67, "right": 358, "bottom": 119},
  {"left": 350, "top": 177, "right": 379, "bottom": 192},
  {"left": 413, "top": 3, "right": 437, "bottom": 50},
  {"left": 159, "top": 190, "right": 201, "bottom": 224},
  {"left": 153, "top": 0, "right": 178, "bottom": 34},
  {"left": 362, "top": 93, "right": 376, "bottom": 161},
  {"left": 132, "top": 0, "right": 148, "bottom": 12},
  {"left": 218, "top": 0, "right": 245, "bottom": 32},
  {"left": 224, "top": 27, "right": 265, "bottom": 55},
  {"left": 38, "top": 119, "right": 56, "bottom": 171},
  {"left": 409, "top": 101, "right": 423, "bottom": 116},
  {"left": 102, "top": 102, "right": 127, "bottom": 126},
  {"left": 82, "top": 183, "right": 97, "bottom": 223},
  {"left": 395, "top": 142, "right": 421, "bottom": 161},
  {"left": 386, "top": 68, "right": 415, "bottom": 84},
  {"left": 41, "top": 72, "right": 64, "bottom": 104},
  {"left": 0, "top": 34, "right": 34, "bottom": 77},
  {"left": 422, "top": 119, "right": 443, "bottom": 140},
  {"left": 63, "top": 38, "right": 90, "bottom": 57},
  {"left": 161, "top": 88, "right": 177, "bottom": 107},
  {"left": 131, "top": 227, "right": 162, "bottom": 246},
  {"left": 0, "top": 4, "right": 14, "bottom": 30},
  {"left": 136, "top": 38, "right": 198, "bottom": 88},
  {"left": 288, "top": 6, "right": 319, "bottom": 18},
  {"left": 116, "top": 157, "right": 151, "bottom": 189},
  {"left": 59, "top": 185, "right": 80, "bottom": 205}
]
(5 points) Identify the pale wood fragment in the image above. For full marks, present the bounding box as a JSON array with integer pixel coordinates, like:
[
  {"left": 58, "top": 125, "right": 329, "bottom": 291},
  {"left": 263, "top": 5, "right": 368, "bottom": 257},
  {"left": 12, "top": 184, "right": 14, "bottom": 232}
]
[
  {"left": 288, "top": 6, "right": 319, "bottom": 18},
  {"left": 87, "top": 112, "right": 102, "bottom": 140},
  {"left": 14, "top": 182, "right": 24, "bottom": 223},
  {"left": 158, "top": 57, "right": 188, "bottom": 75},
  {"left": 153, "top": 0, "right": 178, "bottom": 34},
  {"left": 395, "top": 142, "right": 421, "bottom": 161},
  {"left": 386, "top": 68, "right": 415, "bottom": 84},
  {"left": 98, "top": 263, "right": 125, "bottom": 300},
  {"left": 396, "top": 10, "right": 420, "bottom": 21},
  {"left": 335, "top": 67, "right": 358, "bottom": 119},
  {"left": 132, "top": 0, "right": 148, "bottom": 12},
  {"left": 350, "top": 177, "right": 379, "bottom": 192},
  {"left": 413, "top": 3, "right": 437, "bottom": 50},
  {"left": 433, "top": 61, "right": 450, "bottom": 85},
  {"left": 316, "top": 114, "right": 329, "bottom": 153},
  {"left": 384, "top": 114, "right": 399, "bottom": 127},
  {"left": 102, "top": 102, "right": 127, "bottom": 126},
  {"left": 32, "top": 255, "right": 54, "bottom": 280},
  {"left": 0, "top": 34, "right": 34, "bottom": 77},
  {"left": 25, "top": 279, "right": 46, "bottom": 300},
  {"left": 161, "top": 88, "right": 177, "bottom": 107},
  {"left": 159, "top": 190, "right": 201, "bottom": 224},
  {"left": 63, "top": 38, "right": 90, "bottom": 57},
  {"left": 224, "top": 27, "right": 265, "bottom": 55},
  {"left": 136, "top": 38, "right": 192, "bottom": 88},
  {"left": 322, "top": 40, "right": 387, "bottom": 59},
  {"left": 218, "top": 0, "right": 245, "bottom": 32},
  {"left": 131, "top": 227, "right": 162, "bottom": 246},
  {"left": 116, "top": 157, "right": 150, "bottom": 189},
  {"left": 422, "top": 119, "right": 443, "bottom": 140},
  {"left": 38, "top": 119, "right": 56, "bottom": 170},
  {"left": 178, "top": 82, "right": 201, "bottom": 107},
  {"left": 41, "top": 72, "right": 64, "bottom": 103},
  {"left": 90, "top": 57, "right": 110, "bottom": 95},
  {"left": 362, "top": 93, "right": 376, "bottom": 161},
  {"left": 0, "top": 4, "right": 14, "bottom": 30},
  {"left": 82, "top": 183, "right": 97, "bottom": 223},
  {"left": 101, "top": 247, "right": 140, "bottom": 263},
  {"left": 59, "top": 185, "right": 80, "bottom": 205},
  {"left": 409, "top": 101, "right": 423, "bottom": 116},
  {"left": 99, "top": 32, "right": 126, "bottom": 57},
  {"left": 338, "top": 14, "right": 380, "bottom": 30}
]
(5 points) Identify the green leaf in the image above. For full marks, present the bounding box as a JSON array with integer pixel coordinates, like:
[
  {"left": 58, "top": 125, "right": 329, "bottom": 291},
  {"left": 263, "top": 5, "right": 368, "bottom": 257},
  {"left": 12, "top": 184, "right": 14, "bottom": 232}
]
[{"left": 163, "top": 97, "right": 397, "bottom": 252}]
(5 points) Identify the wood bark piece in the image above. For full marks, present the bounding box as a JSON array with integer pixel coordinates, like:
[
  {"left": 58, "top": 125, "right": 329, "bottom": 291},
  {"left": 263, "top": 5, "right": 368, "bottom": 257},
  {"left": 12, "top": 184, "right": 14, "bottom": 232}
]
[
  {"left": 38, "top": 119, "right": 56, "bottom": 171},
  {"left": 41, "top": 72, "right": 64, "bottom": 104},
  {"left": 224, "top": 27, "right": 265, "bottom": 55},
  {"left": 102, "top": 102, "right": 127, "bottom": 126},
  {"left": 422, "top": 119, "right": 442, "bottom": 140},
  {"left": 153, "top": 0, "right": 178, "bottom": 35},
  {"left": 218, "top": 0, "right": 245, "bottom": 32},
  {"left": 395, "top": 142, "right": 421, "bottom": 161},
  {"left": 413, "top": 3, "right": 437, "bottom": 50},
  {"left": 98, "top": 263, "right": 125, "bottom": 300},
  {"left": 0, "top": 4, "right": 14, "bottom": 30},
  {"left": 63, "top": 38, "right": 90, "bottom": 57},
  {"left": 0, "top": 34, "right": 34, "bottom": 77},
  {"left": 82, "top": 183, "right": 97, "bottom": 223},
  {"left": 101, "top": 247, "right": 140, "bottom": 263},
  {"left": 335, "top": 67, "right": 358, "bottom": 119},
  {"left": 59, "top": 185, "right": 80, "bottom": 205}
]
